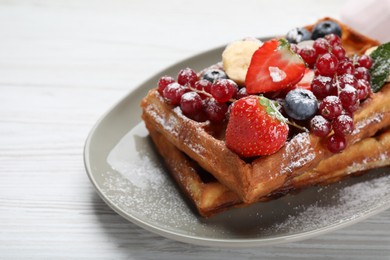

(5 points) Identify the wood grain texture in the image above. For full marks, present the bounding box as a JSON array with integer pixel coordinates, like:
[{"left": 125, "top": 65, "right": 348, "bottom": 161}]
[{"left": 1, "top": 0, "right": 389, "bottom": 259}]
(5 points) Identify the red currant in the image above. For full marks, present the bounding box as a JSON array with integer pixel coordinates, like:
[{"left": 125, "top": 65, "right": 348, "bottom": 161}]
[
  {"left": 356, "top": 79, "right": 372, "bottom": 100},
  {"left": 298, "top": 46, "right": 317, "bottom": 68},
  {"left": 319, "top": 95, "right": 343, "bottom": 120},
  {"left": 193, "top": 79, "right": 212, "bottom": 99},
  {"left": 325, "top": 34, "right": 341, "bottom": 47},
  {"left": 311, "top": 75, "right": 335, "bottom": 99},
  {"left": 327, "top": 134, "right": 346, "bottom": 153},
  {"left": 332, "top": 115, "right": 354, "bottom": 136},
  {"left": 316, "top": 53, "right": 339, "bottom": 77},
  {"left": 337, "top": 59, "right": 355, "bottom": 75},
  {"left": 354, "top": 67, "right": 371, "bottom": 81},
  {"left": 310, "top": 115, "right": 331, "bottom": 137},
  {"left": 345, "top": 99, "right": 360, "bottom": 113},
  {"left": 158, "top": 76, "right": 175, "bottom": 95},
  {"left": 177, "top": 68, "right": 198, "bottom": 87},
  {"left": 357, "top": 55, "right": 373, "bottom": 69},
  {"left": 331, "top": 45, "right": 346, "bottom": 61},
  {"left": 203, "top": 98, "right": 228, "bottom": 123},
  {"left": 339, "top": 84, "right": 358, "bottom": 110},
  {"left": 313, "top": 38, "right": 330, "bottom": 56},
  {"left": 235, "top": 87, "right": 248, "bottom": 99},
  {"left": 338, "top": 74, "right": 357, "bottom": 89},
  {"left": 210, "top": 79, "right": 238, "bottom": 103},
  {"left": 163, "top": 82, "right": 188, "bottom": 105},
  {"left": 311, "top": 75, "right": 337, "bottom": 99},
  {"left": 180, "top": 92, "right": 203, "bottom": 120}
]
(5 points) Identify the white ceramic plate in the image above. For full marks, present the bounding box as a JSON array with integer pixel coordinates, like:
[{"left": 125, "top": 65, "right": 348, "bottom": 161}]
[{"left": 84, "top": 43, "right": 390, "bottom": 248}]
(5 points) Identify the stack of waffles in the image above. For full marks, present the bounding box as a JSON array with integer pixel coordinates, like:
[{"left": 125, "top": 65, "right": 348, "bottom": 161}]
[{"left": 141, "top": 18, "right": 390, "bottom": 217}]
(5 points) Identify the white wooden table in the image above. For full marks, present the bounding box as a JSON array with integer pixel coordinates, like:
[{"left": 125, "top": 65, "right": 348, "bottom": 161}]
[{"left": 1, "top": 0, "right": 389, "bottom": 258}]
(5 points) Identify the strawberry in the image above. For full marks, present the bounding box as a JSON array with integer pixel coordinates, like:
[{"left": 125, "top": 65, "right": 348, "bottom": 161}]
[
  {"left": 245, "top": 39, "right": 306, "bottom": 94},
  {"left": 225, "top": 96, "right": 289, "bottom": 157},
  {"left": 281, "top": 68, "right": 315, "bottom": 95}
]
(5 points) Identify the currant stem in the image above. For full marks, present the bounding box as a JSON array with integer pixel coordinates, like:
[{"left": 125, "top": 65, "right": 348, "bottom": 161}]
[{"left": 287, "top": 120, "right": 309, "bottom": 132}]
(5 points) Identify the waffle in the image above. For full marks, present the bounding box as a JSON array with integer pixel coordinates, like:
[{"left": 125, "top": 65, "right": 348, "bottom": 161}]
[
  {"left": 141, "top": 18, "right": 390, "bottom": 209},
  {"left": 146, "top": 122, "right": 390, "bottom": 217}
]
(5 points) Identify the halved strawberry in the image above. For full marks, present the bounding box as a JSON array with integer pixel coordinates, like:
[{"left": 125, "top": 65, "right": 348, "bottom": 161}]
[
  {"left": 245, "top": 39, "right": 306, "bottom": 94},
  {"left": 295, "top": 68, "right": 315, "bottom": 90},
  {"left": 282, "top": 68, "right": 314, "bottom": 95},
  {"left": 225, "top": 95, "right": 289, "bottom": 157}
]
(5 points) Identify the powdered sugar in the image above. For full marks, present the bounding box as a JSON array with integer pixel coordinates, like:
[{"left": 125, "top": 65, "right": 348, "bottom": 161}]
[
  {"left": 352, "top": 113, "right": 383, "bottom": 135},
  {"left": 269, "top": 66, "right": 286, "bottom": 82},
  {"left": 105, "top": 122, "right": 202, "bottom": 231},
  {"left": 281, "top": 133, "right": 315, "bottom": 175}
]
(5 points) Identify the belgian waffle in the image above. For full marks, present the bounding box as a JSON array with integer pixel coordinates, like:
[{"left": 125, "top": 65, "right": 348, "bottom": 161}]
[
  {"left": 141, "top": 18, "right": 390, "bottom": 211},
  {"left": 146, "top": 122, "right": 390, "bottom": 217}
]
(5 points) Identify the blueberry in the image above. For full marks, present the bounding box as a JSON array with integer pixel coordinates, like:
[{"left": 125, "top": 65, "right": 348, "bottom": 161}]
[
  {"left": 202, "top": 69, "right": 227, "bottom": 83},
  {"left": 283, "top": 89, "right": 318, "bottom": 121},
  {"left": 286, "top": 27, "right": 312, "bottom": 44},
  {"left": 312, "top": 20, "right": 342, "bottom": 40}
]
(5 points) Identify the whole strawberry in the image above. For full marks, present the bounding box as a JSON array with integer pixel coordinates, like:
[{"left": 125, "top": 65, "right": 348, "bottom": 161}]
[{"left": 226, "top": 96, "right": 289, "bottom": 157}]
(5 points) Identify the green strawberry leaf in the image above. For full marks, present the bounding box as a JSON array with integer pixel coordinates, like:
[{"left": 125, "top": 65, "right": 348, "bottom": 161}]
[
  {"left": 258, "top": 96, "right": 287, "bottom": 123},
  {"left": 369, "top": 42, "right": 390, "bottom": 93}
]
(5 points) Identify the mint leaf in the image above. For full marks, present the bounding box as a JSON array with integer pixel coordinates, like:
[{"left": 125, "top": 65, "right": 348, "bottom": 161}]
[{"left": 369, "top": 42, "right": 390, "bottom": 93}]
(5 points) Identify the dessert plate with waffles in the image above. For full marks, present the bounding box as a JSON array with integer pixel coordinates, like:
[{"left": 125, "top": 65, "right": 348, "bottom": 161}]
[{"left": 85, "top": 18, "right": 390, "bottom": 247}]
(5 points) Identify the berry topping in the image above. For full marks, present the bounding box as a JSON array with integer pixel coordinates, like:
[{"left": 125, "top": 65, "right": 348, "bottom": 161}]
[
  {"left": 158, "top": 76, "right": 175, "bottom": 94},
  {"left": 332, "top": 114, "right": 354, "bottom": 136},
  {"left": 283, "top": 89, "right": 318, "bottom": 120},
  {"left": 179, "top": 92, "right": 203, "bottom": 119},
  {"left": 203, "top": 98, "right": 228, "bottom": 123},
  {"left": 162, "top": 82, "right": 188, "bottom": 105},
  {"left": 202, "top": 69, "right": 228, "bottom": 83},
  {"left": 319, "top": 95, "right": 343, "bottom": 120},
  {"left": 339, "top": 84, "right": 358, "bottom": 109},
  {"left": 210, "top": 79, "right": 238, "bottom": 103},
  {"left": 337, "top": 59, "right": 355, "bottom": 75},
  {"left": 311, "top": 75, "right": 335, "bottom": 99},
  {"left": 245, "top": 39, "right": 305, "bottom": 94},
  {"left": 294, "top": 68, "right": 315, "bottom": 90},
  {"left": 357, "top": 55, "right": 373, "bottom": 69},
  {"left": 286, "top": 27, "right": 312, "bottom": 44},
  {"left": 226, "top": 96, "right": 288, "bottom": 157},
  {"left": 312, "top": 20, "right": 342, "bottom": 39},
  {"left": 313, "top": 38, "right": 330, "bottom": 56},
  {"left": 331, "top": 45, "right": 346, "bottom": 60},
  {"left": 356, "top": 79, "right": 372, "bottom": 100},
  {"left": 310, "top": 115, "right": 331, "bottom": 137},
  {"left": 327, "top": 134, "right": 346, "bottom": 153},
  {"left": 235, "top": 87, "right": 248, "bottom": 99},
  {"left": 354, "top": 67, "right": 371, "bottom": 81},
  {"left": 338, "top": 73, "right": 357, "bottom": 89},
  {"left": 177, "top": 68, "right": 198, "bottom": 87},
  {"left": 316, "top": 53, "right": 339, "bottom": 77},
  {"left": 193, "top": 79, "right": 212, "bottom": 99},
  {"left": 297, "top": 46, "right": 317, "bottom": 68},
  {"left": 324, "top": 33, "right": 341, "bottom": 47}
]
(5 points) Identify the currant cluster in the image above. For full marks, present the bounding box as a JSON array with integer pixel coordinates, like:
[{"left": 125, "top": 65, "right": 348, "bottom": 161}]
[
  {"left": 157, "top": 68, "right": 243, "bottom": 123},
  {"left": 295, "top": 34, "right": 373, "bottom": 153}
]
